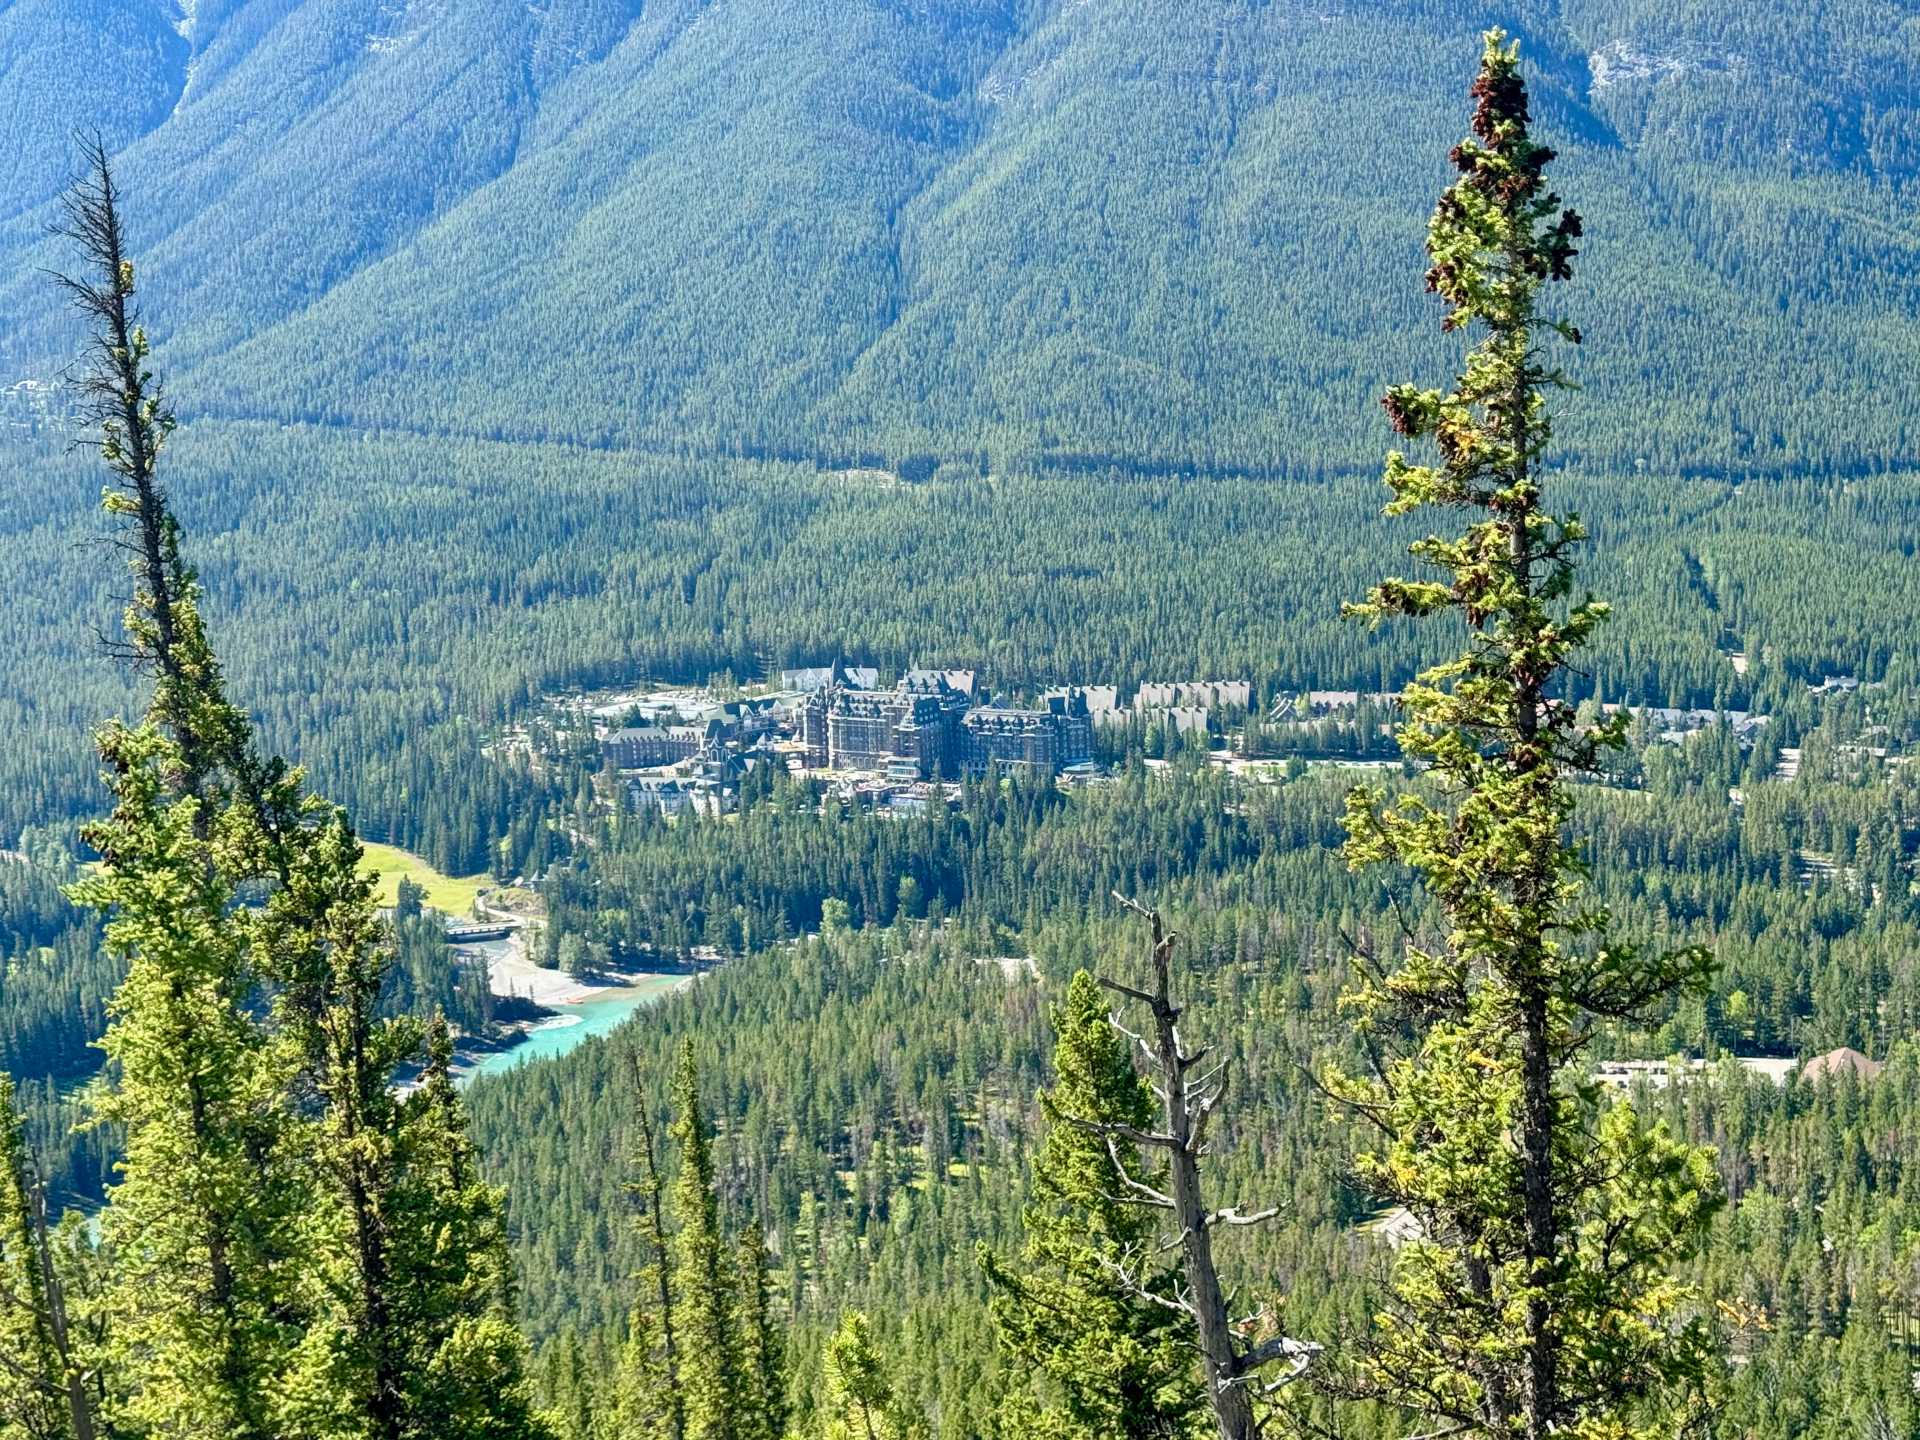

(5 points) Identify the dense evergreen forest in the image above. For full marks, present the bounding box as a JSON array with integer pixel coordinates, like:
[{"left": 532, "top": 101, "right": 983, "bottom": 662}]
[
  {"left": 7, "top": 0, "right": 1920, "bottom": 875},
  {"left": 3, "top": 5, "right": 1920, "bottom": 1439},
  {"left": 468, "top": 725, "right": 1920, "bottom": 1436},
  {"left": 10, "top": 429, "right": 1920, "bottom": 876},
  {"left": 6, "top": 0, "right": 1920, "bottom": 474}
]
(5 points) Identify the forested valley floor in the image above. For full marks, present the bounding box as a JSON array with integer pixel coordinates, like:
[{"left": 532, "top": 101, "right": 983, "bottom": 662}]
[{"left": 10, "top": 672, "right": 1920, "bottom": 1434}]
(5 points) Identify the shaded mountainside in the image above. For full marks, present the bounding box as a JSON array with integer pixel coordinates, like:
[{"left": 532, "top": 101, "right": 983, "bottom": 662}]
[{"left": 3, "top": 0, "right": 1920, "bottom": 475}]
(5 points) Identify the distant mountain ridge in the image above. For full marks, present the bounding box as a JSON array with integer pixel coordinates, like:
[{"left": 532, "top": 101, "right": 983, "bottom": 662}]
[{"left": 3, "top": 0, "right": 1919, "bottom": 477}]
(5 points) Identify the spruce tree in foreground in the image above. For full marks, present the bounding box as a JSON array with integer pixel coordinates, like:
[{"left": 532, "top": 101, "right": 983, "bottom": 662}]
[
  {"left": 58, "top": 137, "right": 301, "bottom": 1437},
  {"left": 607, "top": 1046, "right": 788, "bottom": 1440},
  {"left": 56, "top": 138, "right": 547, "bottom": 1440},
  {"left": 668, "top": 1042, "right": 739, "bottom": 1440},
  {"left": 0, "top": 1076, "right": 94, "bottom": 1440},
  {"left": 1323, "top": 31, "right": 1723, "bottom": 1440},
  {"left": 397, "top": 1019, "right": 551, "bottom": 1437},
  {"left": 0, "top": 1080, "right": 63, "bottom": 1440},
  {"left": 981, "top": 970, "right": 1201, "bottom": 1438}
]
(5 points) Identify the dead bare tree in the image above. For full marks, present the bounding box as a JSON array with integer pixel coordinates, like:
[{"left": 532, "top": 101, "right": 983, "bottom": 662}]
[{"left": 1060, "top": 892, "right": 1317, "bottom": 1440}]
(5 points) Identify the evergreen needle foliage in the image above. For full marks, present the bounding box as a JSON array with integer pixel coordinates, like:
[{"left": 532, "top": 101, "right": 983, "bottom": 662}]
[
  {"left": 12, "top": 22, "right": 1920, "bottom": 1440},
  {"left": 668, "top": 1041, "right": 744, "bottom": 1440},
  {"left": 821, "top": 1311, "right": 918, "bottom": 1440},
  {"left": 0, "top": 1074, "right": 92, "bottom": 1440},
  {"left": 1323, "top": 31, "right": 1726, "bottom": 1440},
  {"left": 734, "top": 1226, "right": 789, "bottom": 1440},
  {"left": 53, "top": 141, "right": 549, "bottom": 1440},
  {"left": 587, "top": 1042, "right": 788, "bottom": 1440},
  {"left": 609, "top": 1078, "right": 686, "bottom": 1440},
  {"left": 980, "top": 969, "right": 1202, "bottom": 1438}
]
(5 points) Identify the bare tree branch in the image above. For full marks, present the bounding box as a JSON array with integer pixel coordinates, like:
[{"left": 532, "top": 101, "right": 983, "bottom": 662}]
[{"left": 1057, "top": 895, "right": 1316, "bottom": 1440}]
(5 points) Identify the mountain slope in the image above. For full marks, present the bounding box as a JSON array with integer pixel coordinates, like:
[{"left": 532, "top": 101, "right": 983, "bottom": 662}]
[
  {"left": 8, "top": 0, "right": 1920, "bottom": 850},
  {"left": 0, "top": 0, "right": 185, "bottom": 219},
  {"left": 4, "top": 0, "right": 1920, "bottom": 476}
]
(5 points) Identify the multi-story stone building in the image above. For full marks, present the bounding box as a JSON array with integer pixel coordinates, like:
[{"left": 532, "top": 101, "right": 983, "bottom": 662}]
[
  {"left": 602, "top": 722, "right": 709, "bottom": 768},
  {"left": 800, "top": 691, "right": 833, "bottom": 768},
  {"left": 962, "top": 691, "right": 1093, "bottom": 777},
  {"left": 819, "top": 672, "right": 971, "bottom": 777},
  {"left": 799, "top": 675, "right": 1095, "bottom": 780}
]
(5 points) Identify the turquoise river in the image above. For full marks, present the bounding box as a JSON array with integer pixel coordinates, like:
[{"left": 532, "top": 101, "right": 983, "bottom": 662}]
[{"left": 459, "top": 975, "right": 689, "bottom": 1086}]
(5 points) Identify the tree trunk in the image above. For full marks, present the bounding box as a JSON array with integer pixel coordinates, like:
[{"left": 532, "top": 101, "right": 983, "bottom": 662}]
[
  {"left": 1462, "top": 1242, "right": 1512, "bottom": 1430},
  {"left": 340, "top": 1011, "right": 404, "bottom": 1440},
  {"left": 28, "top": 1178, "right": 96, "bottom": 1440},
  {"left": 1507, "top": 367, "right": 1558, "bottom": 1440},
  {"left": 1170, "top": 1145, "right": 1256, "bottom": 1440},
  {"left": 1142, "top": 922, "right": 1259, "bottom": 1440},
  {"left": 633, "top": 1073, "right": 685, "bottom": 1440},
  {"left": 1518, "top": 986, "right": 1556, "bottom": 1440}
]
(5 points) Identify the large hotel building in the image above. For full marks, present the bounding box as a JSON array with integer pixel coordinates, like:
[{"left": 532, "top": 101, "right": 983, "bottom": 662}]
[{"left": 802, "top": 671, "right": 1093, "bottom": 779}]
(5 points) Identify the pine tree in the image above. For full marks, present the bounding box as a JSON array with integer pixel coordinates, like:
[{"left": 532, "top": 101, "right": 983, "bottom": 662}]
[
  {"left": 605, "top": 1307, "right": 677, "bottom": 1440},
  {"left": 1048, "top": 904, "right": 1313, "bottom": 1440},
  {"left": 820, "top": 1311, "right": 911, "bottom": 1440},
  {"left": 273, "top": 812, "right": 429, "bottom": 1440},
  {"left": 56, "top": 140, "right": 550, "bottom": 1440},
  {"left": 0, "top": 1075, "right": 90, "bottom": 1440},
  {"left": 980, "top": 970, "right": 1201, "bottom": 1438},
  {"left": 59, "top": 135, "right": 299, "bottom": 1440},
  {"left": 667, "top": 1043, "right": 739, "bottom": 1440},
  {"left": 609, "top": 1058, "right": 684, "bottom": 1440},
  {"left": 73, "top": 573, "right": 300, "bottom": 1439},
  {"left": 50, "top": 137, "right": 246, "bottom": 795},
  {"left": 1325, "top": 31, "right": 1725, "bottom": 1440},
  {"left": 732, "top": 1225, "right": 787, "bottom": 1440},
  {"left": 390, "top": 1019, "right": 551, "bottom": 1438},
  {"left": 541, "top": 1328, "right": 597, "bottom": 1440}
]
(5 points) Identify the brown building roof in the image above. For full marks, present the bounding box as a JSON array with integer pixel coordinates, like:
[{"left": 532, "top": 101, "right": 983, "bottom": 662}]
[{"left": 1800, "top": 1047, "right": 1884, "bottom": 1083}]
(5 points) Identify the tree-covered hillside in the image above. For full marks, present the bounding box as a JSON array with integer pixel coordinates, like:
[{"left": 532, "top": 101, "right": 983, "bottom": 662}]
[
  {"left": 11, "top": 419, "right": 1920, "bottom": 857},
  {"left": 4, "top": 0, "right": 1920, "bottom": 475},
  {"left": 8, "top": 23, "right": 1920, "bottom": 1436},
  {"left": 7, "top": 0, "right": 1920, "bottom": 859},
  {"left": 464, "top": 715, "right": 1920, "bottom": 1437}
]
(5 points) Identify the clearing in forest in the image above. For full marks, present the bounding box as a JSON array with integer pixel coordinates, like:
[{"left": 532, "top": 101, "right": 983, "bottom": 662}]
[{"left": 359, "top": 841, "right": 488, "bottom": 915}]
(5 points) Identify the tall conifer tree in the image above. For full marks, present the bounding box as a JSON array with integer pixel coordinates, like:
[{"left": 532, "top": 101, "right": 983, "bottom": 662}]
[
  {"left": 606, "top": 1308, "right": 676, "bottom": 1440},
  {"left": 1043, "top": 905, "right": 1314, "bottom": 1440},
  {"left": 1325, "top": 32, "right": 1724, "bottom": 1440},
  {"left": 666, "top": 1043, "right": 739, "bottom": 1440},
  {"left": 981, "top": 970, "right": 1201, "bottom": 1438},
  {"left": 607, "top": 1051, "right": 789, "bottom": 1440},
  {"left": 388, "top": 1019, "right": 551, "bottom": 1437},
  {"left": 609, "top": 1065, "right": 684, "bottom": 1440},
  {"left": 0, "top": 1075, "right": 92, "bottom": 1440},
  {"left": 732, "top": 1225, "right": 786, "bottom": 1440},
  {"left": 275, "top": 813, "right": 420, "bottom": 1439},
  {"left": 276, "top": 835, "right": 553, "bottom": 1440},
  {"left": 59, "top": 138, "right": 300, "bottom": 1428},
  {"left": 56, "top": 141, "right": 547, "bottom": 1440},
  {"left": 821, "top": 1311, "right": 911, "bottom": 1440}
]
